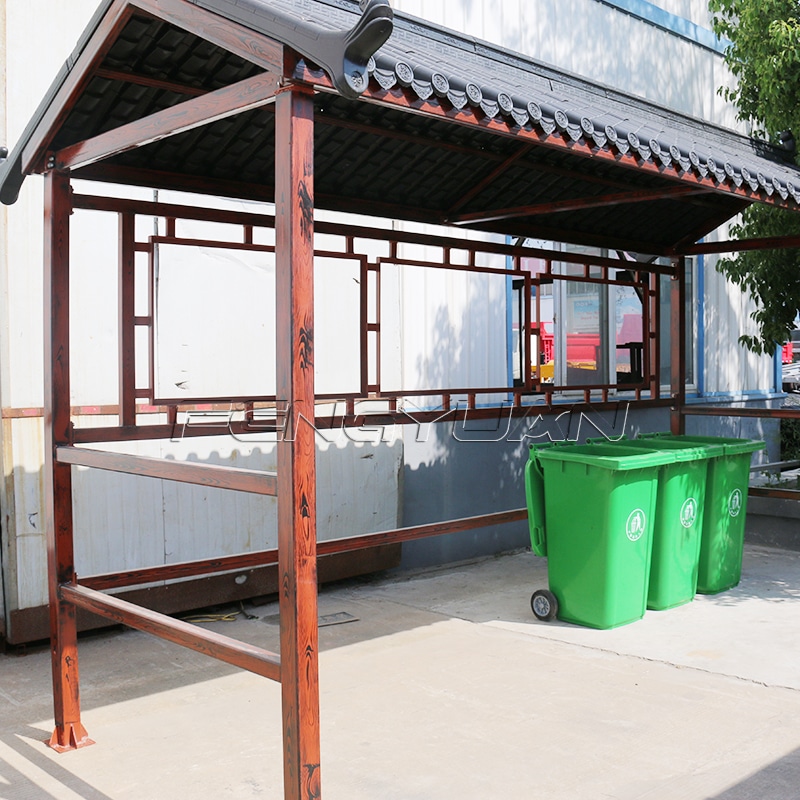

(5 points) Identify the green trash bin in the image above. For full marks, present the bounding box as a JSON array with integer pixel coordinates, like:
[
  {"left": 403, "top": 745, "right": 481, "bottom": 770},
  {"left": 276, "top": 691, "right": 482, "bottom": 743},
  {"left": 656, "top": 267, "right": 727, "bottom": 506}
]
[
  {"left": 525, "top": 442, "right": 676, "bottom": 629},
  {"left": 587, "top": 436, "right": 722, "bottom": 610},
  {"left": 638, "top": 433, "right": 765, "bottom": 594}
]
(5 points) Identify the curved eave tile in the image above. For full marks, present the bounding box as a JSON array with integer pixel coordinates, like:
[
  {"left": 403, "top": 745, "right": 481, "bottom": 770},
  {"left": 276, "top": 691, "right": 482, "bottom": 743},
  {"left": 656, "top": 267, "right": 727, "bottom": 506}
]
[{"left": 362, "top": 54, "right": 800, "bottom": 208}]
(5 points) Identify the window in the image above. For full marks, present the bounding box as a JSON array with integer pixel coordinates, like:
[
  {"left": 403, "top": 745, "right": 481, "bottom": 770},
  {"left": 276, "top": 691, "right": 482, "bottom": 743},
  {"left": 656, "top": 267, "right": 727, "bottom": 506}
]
[{"left": 514, "top": 245, "right": 696, "bottom": 397}]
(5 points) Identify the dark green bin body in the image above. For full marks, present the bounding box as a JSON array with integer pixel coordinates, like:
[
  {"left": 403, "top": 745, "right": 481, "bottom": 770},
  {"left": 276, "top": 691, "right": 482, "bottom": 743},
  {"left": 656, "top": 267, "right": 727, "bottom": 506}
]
[
  {"left": 639, "top": 434, "right": 764, "bottom": 594},
  {"left": 587, "top": 437, "right": 720, "bottom": 610},
  {"left": 525, "top": 443, "right": 675, "bottom": 629}
]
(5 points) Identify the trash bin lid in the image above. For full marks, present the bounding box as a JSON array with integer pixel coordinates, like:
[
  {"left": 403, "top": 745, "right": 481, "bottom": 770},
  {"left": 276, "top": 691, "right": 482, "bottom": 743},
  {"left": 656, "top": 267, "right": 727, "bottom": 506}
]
[
  {"left": 586, "top": 435, "right": 716, "bottom": 462},
  {"left": 534, "top": 442, "right": 677, "bottom": 471},
  {"left": 638, "top": 432, "right": 764, "bottom": 457}
]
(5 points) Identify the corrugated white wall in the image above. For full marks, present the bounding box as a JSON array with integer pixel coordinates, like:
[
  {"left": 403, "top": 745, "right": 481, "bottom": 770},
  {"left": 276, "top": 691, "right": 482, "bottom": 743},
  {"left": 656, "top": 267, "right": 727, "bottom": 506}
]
[
  {"left": 9, "top": 415, "right": 402, "bottom": 610},
  {"left": 702, "top": 254, "right": 774, "bottom": 394},
  {"left": 381, "top": 225, "right": 509, "bottom": 406}
]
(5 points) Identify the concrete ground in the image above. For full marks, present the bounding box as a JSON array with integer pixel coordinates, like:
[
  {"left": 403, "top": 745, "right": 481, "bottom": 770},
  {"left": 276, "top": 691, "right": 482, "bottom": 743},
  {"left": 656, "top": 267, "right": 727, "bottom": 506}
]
[{"left": 2, "top": 544, "right": 800, "bottom": 800}]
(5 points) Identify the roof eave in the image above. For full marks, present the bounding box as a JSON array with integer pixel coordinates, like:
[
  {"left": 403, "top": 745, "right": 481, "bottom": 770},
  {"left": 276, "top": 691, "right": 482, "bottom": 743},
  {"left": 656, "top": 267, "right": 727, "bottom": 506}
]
[{"left": 0, "top": 0, "right": 394, "bottom": 206}]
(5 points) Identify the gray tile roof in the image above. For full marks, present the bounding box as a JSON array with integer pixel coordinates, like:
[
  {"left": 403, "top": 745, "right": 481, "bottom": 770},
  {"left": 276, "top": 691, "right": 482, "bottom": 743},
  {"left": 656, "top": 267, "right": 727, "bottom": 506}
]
[
  {"left": 356, "top": 0, "right": 798, "bottom": 202},
  {"left": 193, "top": 0, "right": 800, "bottom": 202},
  {"left": 1, "top": 0, "right": 798, "bottom": 252}
]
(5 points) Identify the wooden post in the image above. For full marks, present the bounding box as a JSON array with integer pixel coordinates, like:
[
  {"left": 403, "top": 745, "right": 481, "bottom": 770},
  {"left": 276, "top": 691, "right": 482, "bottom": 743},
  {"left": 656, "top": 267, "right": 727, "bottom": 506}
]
[
  {"left": 275, "top": 84, "right": 321, "bottom": 800},
  {"left": 670, "top": 256, "right": 687, "bottom": 435},
  {"left": 118, "top": 211, "right": 136, "bottom": 426},
  {"left": 649, "top": 271, "right": 660, "bottom": 400},
  {"left": 43, "top": 169, "right": 93, "bottom": 752}
]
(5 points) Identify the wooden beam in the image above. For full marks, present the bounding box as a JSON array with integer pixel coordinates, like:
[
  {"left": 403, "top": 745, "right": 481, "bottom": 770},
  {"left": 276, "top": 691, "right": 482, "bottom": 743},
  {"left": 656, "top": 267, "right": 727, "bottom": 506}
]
[
  {"left": 56, "top": 445, "right": 278, "bottom": 495},
  {"left": 43, "top": 171, "right": 94, "bottom": 753},
  {"left": 55, "top": 71, "right": 280, "bottom": 171},
  {"left": 446, "top": 144, "right": 533, "bottom": 215},
  {"left": 670, "top": 256, "right": 687, "bottom": 435},
  {"left": 94, "top": 66, "right": 207, "bottom": 97},
  {"left": 448, "top": 185, "right": 708, "bottom": 226},
  {"left": 61, "top": 584, "right": 281, "bottom": 681},
  {"left": 275, "top": 85, "right": 322, "bottom": 800},
  {"left": 75, "top": 161, "right": 278, "bottom": 203},
  {"left": 317, "top": 508, "right": 529, "bottom": 555},
  {"left": 70, "top": 191, "right": 678, "bottom": 273},
  {"left": 666, "top": 201, "right": 752, "bottom": 254},
  {"left": 8, "top": 546, "right": 400, "bottom": 645},
  {"left": 118, "top": 213, "right": 137, "bottom": 426},
  {"left": 73, "top": 191, "right": 277, "bottom": 225},
  {"left": 130, "top": 0, "right": 284, "bottom": 72},
  {"left": 679, "top": 234, "right": 800, "bottom": 256},
  {"left": 473, "top": 218, "right": 672, "bottom": 257},
  {"left": 74, "top": 154, "right": 717, "bottom": 255},
  {"left": 81, "top": 508, "right": 529, "bottom": 591}
]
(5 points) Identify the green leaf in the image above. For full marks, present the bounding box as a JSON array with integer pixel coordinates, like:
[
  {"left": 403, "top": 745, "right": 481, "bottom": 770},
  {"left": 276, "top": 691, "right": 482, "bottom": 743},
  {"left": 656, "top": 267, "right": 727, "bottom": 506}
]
[{"left": 709, "top": 0, "right": 800, "bottom": 351}]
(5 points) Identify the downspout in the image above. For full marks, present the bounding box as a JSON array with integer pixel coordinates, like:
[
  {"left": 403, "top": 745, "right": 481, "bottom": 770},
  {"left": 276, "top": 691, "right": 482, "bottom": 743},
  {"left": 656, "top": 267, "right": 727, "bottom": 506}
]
[
  {"left": 0, "top": 0, "right": 9, "bottom": 639},
  {"left": 696, "top": 252, "right": 705, "bottom": 397},
  {"left": 506, "top": 236, "right": 514, "bottom": 395}
]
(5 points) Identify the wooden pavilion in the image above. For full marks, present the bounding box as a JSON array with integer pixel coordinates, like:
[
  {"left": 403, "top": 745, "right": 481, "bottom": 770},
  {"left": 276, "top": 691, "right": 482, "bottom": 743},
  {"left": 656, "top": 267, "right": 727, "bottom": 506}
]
[{"left": 3, "top": 0, "right": 800, "bottom": 797}]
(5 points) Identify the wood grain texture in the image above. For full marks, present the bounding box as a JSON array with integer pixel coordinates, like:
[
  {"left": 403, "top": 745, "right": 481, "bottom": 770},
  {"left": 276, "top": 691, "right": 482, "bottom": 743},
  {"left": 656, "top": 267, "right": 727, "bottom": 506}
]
[
  {"left": 56, "top": 71, "right": 280, "bottom": 171},
  {"left": 62, "top": 584, "right": 281, "bottom": 680},
  {"left": 131, "top": 0, "right": 284, "bottom": 72},
  {"left": 43, "top": 171, "right": 93, "bottom": 752},
  {"left": 275, "top": 85, "right": 322, "bottom": 800},
  {"left": 670, "top": 256, "right": 687, "bottom": 436},
  {"left": 56, "top": 445, "right": 278, "bottom": 495},
  {"left": 119, "top": 212, "right": 137, "bottom": 425}
]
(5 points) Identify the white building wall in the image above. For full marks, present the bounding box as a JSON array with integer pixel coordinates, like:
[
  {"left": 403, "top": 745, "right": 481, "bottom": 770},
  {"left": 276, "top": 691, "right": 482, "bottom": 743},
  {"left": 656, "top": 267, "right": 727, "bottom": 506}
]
[
  {"left": 8, "top": 413, "right": 402, "bottom": 611},
  {"left": 382, "top": 226, "right": 509, "bottom": 406},
  {"left": 390, "top": 0, "right": 736, "bottom": 126},
  {"left": 702, "top": 254, "right": 773, "bottom": 394}
]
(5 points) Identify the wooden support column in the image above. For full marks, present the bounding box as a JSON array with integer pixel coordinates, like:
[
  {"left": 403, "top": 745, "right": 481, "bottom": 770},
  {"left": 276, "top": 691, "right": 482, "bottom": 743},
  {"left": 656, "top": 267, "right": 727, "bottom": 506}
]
[
  {"left": 118, "top": 212, "right": 136, "bottom": 426},
  {"left": 43, "top": 170, "right": 93, "bottom": 752},
  {"left": 649, "top": 271, "right": 660, "bottom": 400},
  {"left": 670, "top": 256, "right": 687, "bottom": 435},
  {"left": 275, "top": 84, "right": 321, "bottom": 800}
]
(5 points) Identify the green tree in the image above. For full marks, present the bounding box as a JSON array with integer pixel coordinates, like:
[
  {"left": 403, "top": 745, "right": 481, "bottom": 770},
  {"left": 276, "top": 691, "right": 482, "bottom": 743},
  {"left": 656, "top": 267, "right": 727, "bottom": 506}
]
[{"left": 709, "top": 0, "right": 800, "bottom": 354}]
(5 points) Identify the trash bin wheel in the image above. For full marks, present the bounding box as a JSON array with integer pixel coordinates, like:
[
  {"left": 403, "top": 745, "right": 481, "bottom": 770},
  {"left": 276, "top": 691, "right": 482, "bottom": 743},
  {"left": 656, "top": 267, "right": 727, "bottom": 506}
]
[{"left": 531, "top": 589, "right": 558, "bottom": 621}]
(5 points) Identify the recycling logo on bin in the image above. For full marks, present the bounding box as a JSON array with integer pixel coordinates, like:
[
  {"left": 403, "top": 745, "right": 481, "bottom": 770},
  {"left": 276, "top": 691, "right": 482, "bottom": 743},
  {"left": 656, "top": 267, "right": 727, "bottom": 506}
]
[
  {"left": 728, "top": 488, "right": 742, "bottom": 518},
  {"left": 625, "top": 508, "right": 647, "bottom": 541},
  {"left": 680, "top": 497, "right": 698, "bottom": 528}
]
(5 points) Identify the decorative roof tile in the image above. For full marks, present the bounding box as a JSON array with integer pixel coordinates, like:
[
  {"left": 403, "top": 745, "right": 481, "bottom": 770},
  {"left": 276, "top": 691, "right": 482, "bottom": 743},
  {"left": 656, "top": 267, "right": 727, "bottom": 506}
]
[{"left": 2, "top": 0, "right": 800, "bottom": 253}]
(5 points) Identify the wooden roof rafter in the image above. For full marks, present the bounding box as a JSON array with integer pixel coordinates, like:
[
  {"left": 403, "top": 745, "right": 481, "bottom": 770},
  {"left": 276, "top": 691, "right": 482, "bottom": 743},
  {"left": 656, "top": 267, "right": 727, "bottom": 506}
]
[
  {"left": 681, "top": 235, "right": 800, "bottom": 256},
  {"left": 54, "top": 70, "right": 281, "bottom": 171},
  {"left": 21, "top": 0, "right": 287, "bottom": 176},
  {"left": 93, "top": 66, "right": 209, "bottom": 97},
  {"left": 342, "top": 73, "right": 777, "bottom": 212},
  {"left": 447, "top": 185, "right": 713, "bottom": 226}
]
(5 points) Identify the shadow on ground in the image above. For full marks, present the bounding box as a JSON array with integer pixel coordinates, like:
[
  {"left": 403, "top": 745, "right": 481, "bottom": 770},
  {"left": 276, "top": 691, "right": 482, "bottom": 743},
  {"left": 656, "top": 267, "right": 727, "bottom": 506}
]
[{"left": 709, "top": 747, "right": 800, "bottom": 799}]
